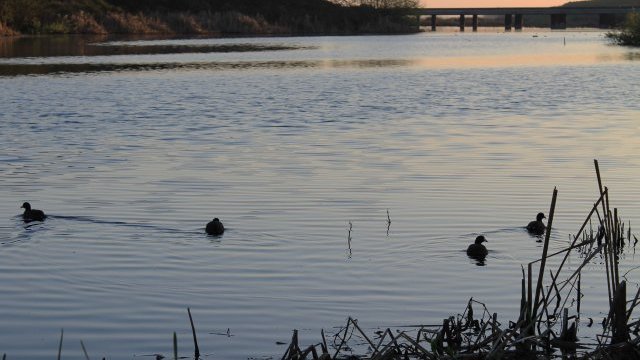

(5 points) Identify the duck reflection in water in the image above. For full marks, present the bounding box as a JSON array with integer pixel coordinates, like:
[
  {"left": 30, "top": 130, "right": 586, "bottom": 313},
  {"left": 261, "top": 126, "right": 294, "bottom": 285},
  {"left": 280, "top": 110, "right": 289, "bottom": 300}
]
[{"left": 467, "top": 235, "right": 488, "bottom": 266}]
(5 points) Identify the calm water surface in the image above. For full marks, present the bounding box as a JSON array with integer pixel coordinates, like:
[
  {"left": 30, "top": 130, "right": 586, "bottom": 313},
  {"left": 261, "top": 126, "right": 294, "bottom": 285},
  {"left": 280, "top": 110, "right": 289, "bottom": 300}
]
[{"left": 1, "top": 31, "right": 640, "bottom": 359}]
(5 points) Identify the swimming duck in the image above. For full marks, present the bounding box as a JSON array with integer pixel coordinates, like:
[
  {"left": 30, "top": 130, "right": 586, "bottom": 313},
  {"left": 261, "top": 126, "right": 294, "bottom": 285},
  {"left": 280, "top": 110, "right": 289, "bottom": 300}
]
[
  {"left": 21, "top": 202, "right": 46, "bottom": 222},
  {"left": 526, "top": 212, "right": 546, "bottom": 235},
  {"left": 206, "top": 218, "right": 224, "bottom": 236},
  {"left": 466, "top": 235, "right": 488, "bottom": 258}
]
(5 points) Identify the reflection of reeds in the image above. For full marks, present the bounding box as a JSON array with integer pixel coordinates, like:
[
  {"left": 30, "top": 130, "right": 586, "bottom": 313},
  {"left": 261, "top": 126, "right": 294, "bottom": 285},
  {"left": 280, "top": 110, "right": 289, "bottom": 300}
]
[
  {"left": 386, "top": 209, "right": 391, "bottom": 236},
  {"left": 281, "top": 159, "right": 640, "bottom": 359},
  {"left": 347, "top": 221, "right": 353, "bottom": 258}
]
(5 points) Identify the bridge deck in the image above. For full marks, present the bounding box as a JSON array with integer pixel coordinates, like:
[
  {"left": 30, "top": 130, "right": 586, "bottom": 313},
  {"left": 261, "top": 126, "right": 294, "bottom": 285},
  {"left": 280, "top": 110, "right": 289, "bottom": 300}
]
[{"left": 416, "top": 7, "right": 637, "bottom": 16}]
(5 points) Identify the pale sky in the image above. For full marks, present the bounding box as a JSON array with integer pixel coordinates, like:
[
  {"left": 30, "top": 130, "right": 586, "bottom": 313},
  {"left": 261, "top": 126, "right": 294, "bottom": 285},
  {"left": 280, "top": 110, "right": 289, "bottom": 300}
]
[{"left": 420, "top": 0, "right": 567, "bottom": 7}]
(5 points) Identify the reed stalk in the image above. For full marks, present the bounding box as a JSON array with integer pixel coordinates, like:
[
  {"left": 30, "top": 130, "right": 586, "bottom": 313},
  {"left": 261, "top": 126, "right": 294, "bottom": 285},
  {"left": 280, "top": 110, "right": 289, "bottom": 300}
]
[
  {"left": 349, "top": 318, "right": 376, "bottom": 351},
  {"left": 331, "top": 320, "right": 350, "bottom": 359},
  {"left": 528, "top": 263, "right": 533, "bottom": 322},
  {"left": 320, "top": 328, "right": 328, "bottom": 354},
  {"left": 611, "top": 281, "right": 628, "bottom": 344},
  {"left": 57, "top": 329, "right": 63, "bottom": 360},
  {"left": 577, "top": 272, "right": 582, "bottom": 316},
  {"left": 532, "top": 187, "right": 558, "bottom": 321},
  {"left": 595, "top": 160, "right": 615, "bottom": 307},
  {"left": 187, "top": 308, "right": 200, "bottom": 359},
  {"left": 80, "top": 340, "right": 90, "bottom": 360},
  {"left": 173, "top": 331, "right": 178, "bottom": 360}
]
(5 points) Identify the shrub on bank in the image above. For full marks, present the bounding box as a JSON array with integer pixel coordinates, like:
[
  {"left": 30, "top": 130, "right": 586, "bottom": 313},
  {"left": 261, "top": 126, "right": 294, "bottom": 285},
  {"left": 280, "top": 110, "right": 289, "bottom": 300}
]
[
  {"left": 607, "top": 12, "right": 640, "bottom": 46},
  {"left": 0, "top": 21, "right": 18, "bottom": 36}
]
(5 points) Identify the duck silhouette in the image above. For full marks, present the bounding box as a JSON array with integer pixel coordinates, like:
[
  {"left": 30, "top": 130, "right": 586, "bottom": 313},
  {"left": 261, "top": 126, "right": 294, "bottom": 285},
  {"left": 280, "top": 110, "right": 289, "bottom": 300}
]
[
  {"left": 526, "top": 212, "right": 546, "bottom": 235},
  {"left": 21, "top": 202, "right": 46, "bottom": 222},
  {"left": 206, "top": 218, "right": 225, "bottom": 236},
  {"left": 466, "top": 235, "right": 488, "bottom": 258}
]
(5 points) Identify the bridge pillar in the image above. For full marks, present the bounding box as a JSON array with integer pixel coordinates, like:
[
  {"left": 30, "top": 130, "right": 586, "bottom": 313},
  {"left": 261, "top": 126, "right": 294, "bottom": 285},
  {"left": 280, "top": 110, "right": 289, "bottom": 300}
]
[
  {"left": 550, "top": 14, "right": 567, "bottom": 29},
  {"left": 599, "top": 13, "right": 616, "bottom": 29},
  {"left": 514, "top": 14, "right": 523, "bottom": 30},
  {"left": 431, "top": 14, "right": 437, "bottom": 31},
  {"left": 459, "top": 14, "right": 465, "bottom": 31},
  {"left": 504, "top": 14, "right": 512, "bottom": 30},
  {"left": 472, "top": 14, "right": 478, "bottom": 31}
]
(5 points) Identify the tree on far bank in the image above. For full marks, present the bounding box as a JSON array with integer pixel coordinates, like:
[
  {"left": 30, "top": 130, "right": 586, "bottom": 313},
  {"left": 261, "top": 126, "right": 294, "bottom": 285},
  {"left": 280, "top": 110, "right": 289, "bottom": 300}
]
[{"left": 607, "top": 12, "right": 640, "bottom": 46}]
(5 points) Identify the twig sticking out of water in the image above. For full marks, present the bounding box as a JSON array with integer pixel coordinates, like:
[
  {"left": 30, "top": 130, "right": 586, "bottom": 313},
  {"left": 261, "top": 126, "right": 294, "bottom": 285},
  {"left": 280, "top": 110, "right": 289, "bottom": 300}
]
[
  {"left": 321, "top": 329, "right": 328, "bottom": 355},
  {"left": 281, "top": 329, "right": 299, "bottom": 360},
  {"left": 386, "top": 209, "right": 391, "bottom": 236},
  {"left": 173, "top": 331, "right": 178, "bottom": 360},
  {"left": 577, "top": 272, "right": 582, "bottom": 316},
  {"left": 347, "top": 221, "right": 352, "bottom": 258},
  {"left": 80, "top": 340, "right": 90, "bottom": 360},
  {"left": 187, "top": 308, "right": 200, "bottom": 359},
  {"left": 282, "top": 329, "right": 326, "bottom": 360},
  {"left": 57, "top": 329, "right": 63, "bottom": 360}
]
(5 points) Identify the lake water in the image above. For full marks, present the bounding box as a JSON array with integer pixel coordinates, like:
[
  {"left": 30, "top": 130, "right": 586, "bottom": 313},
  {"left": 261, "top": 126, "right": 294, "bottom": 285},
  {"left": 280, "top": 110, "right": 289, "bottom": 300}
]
[{"left": 1, "top": 30, "right": 640, "bottom": 359}]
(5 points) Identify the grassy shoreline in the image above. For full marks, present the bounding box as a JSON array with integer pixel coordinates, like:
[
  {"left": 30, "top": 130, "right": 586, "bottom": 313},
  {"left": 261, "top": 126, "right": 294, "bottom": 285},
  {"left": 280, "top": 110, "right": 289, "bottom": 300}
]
[{"left": 0, "top": 1, "right": 420, "bottom": 37}]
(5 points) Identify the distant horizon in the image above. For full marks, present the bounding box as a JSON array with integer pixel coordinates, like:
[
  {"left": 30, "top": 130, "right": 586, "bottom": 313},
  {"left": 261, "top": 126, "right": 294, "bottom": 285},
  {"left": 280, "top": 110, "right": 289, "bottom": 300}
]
[{"left": 419, "top": 0, "right": 567, "bottom": 7}]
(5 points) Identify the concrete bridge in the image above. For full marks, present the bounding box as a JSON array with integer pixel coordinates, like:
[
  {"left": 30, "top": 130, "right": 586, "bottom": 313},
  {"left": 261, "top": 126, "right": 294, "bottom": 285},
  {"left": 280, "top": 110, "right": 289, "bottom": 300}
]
[{"left": 415, "top": 6, "right": 637, "bottom": 31}]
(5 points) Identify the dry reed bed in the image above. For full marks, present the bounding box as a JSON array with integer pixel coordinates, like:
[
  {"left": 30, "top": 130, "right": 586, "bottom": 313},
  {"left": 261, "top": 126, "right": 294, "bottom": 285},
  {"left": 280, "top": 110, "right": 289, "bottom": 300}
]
[
  {"left": 280, "top": 160, "right": 640, "bottom": 360},
  {"left": 3, "top": 11, "right": 287, "bottom": 36}
]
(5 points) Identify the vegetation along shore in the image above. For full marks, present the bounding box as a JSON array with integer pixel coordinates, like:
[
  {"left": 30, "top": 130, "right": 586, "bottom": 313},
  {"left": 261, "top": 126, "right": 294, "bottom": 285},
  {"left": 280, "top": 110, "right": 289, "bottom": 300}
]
[
  {"left": 0, "top": 0, "right": 420, "bottom": 36},
  {"left": 3, "top": 0, "right": 640, "bottom": 37},
  {"left": 607, "top": 13, "right": 640, "bottom": 46}
]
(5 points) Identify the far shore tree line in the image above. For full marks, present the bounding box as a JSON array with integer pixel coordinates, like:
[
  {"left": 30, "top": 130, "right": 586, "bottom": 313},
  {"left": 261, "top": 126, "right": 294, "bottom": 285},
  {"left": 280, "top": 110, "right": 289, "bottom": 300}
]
[
  {"left": 1, "top": 0, "right": 639, "bottom": 46},
  {"left": 0, "top": 0, "right": 419, "bottom": 36}
]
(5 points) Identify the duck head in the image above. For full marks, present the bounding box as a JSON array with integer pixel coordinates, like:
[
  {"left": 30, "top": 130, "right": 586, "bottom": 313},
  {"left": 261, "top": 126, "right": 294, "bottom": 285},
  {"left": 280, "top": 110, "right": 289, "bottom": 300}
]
[
  {"left": 21, "top": 202, "right": 31, "bottom": 210},
  {"left": 475, "top": 235, "right": 487, "bottom": 244},
  {"left": 537, "top": 212, "right": 546, "bottom": 221}
]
